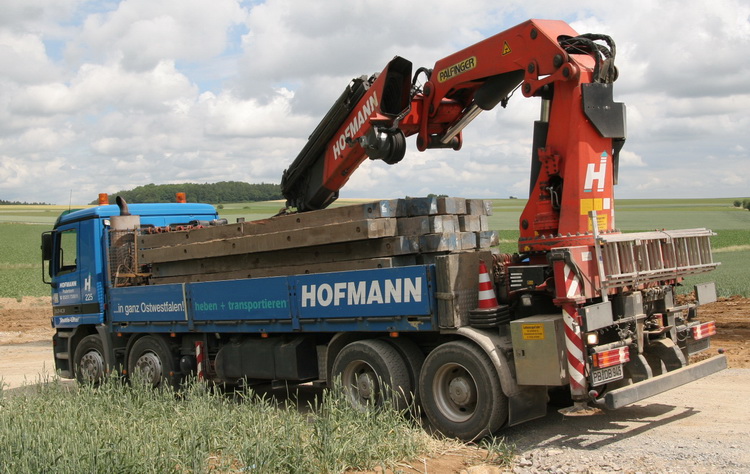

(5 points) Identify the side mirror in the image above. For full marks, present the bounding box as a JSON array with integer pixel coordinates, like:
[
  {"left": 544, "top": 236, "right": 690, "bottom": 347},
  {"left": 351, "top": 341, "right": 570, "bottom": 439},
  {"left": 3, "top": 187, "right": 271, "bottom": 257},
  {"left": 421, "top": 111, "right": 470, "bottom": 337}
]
[
  {"left": 41, "top": 232, "right": 54, "bottom": 261},
  {"left": 41, "top": 231, "right": 55, "bottom": 286}
]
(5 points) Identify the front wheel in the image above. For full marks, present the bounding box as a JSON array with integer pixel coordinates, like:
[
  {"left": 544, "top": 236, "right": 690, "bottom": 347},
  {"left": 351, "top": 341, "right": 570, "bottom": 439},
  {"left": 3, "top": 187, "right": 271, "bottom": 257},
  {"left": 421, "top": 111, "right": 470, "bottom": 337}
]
[
  {"left": 73, "top": 334, "right": 106, "bottom": 385},
  {"left": 419, "top": 340, "right": 507, "bottom": 440}
]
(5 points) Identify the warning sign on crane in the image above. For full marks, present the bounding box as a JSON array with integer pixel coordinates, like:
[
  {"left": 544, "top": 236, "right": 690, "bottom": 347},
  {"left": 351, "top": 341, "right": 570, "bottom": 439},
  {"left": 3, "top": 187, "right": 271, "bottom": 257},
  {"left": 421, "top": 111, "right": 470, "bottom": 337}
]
[{"left": 502, "top": 41, "right": 512, "bottom": 55}]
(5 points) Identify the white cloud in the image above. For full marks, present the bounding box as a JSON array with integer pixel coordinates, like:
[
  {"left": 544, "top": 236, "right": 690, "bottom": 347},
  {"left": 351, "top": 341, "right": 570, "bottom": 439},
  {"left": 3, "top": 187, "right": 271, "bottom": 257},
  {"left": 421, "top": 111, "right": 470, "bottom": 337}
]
[
  {"left": 0, "top": 0, "right": 749, "bottom": 205},
  {"left": 619, "top": 150, "right": 645, "bottom": 168},
  {"left": 199, "top": 88, "right": 314, "bottom": 138},
  {"left": 73, "top": 0, "right": 246, "bottom": 71},
  {"left": 0, "top": 31, "right": 60, "bottom": 83}
]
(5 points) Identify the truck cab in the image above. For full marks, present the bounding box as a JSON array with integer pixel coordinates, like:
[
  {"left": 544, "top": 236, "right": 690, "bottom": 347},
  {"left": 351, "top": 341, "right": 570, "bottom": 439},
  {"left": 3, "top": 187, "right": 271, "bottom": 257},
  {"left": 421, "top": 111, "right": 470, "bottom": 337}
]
[{"left": 42, "top": 202, "right": 218, "bottom": 377}]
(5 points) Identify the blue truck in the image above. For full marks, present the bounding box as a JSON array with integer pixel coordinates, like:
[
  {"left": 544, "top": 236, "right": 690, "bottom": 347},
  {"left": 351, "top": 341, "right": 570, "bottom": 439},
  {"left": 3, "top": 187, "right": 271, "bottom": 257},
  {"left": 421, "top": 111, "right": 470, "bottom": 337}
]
[
  {"left": 41, "top": 19, "right": 727, "bottom": 440},
  {"left": 41, "top": 195, "right": 726, "bottom": 441}
]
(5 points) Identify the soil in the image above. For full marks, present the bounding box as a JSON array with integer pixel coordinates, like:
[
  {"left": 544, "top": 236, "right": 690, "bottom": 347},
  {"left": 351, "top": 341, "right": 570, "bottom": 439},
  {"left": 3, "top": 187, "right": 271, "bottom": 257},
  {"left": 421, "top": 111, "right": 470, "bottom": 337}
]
[
  {"left": 0, "top": 297, "right": 54, "bottom": 345},
  {"left": 1, "top": 296, "right": 748, "bottom": 473}
]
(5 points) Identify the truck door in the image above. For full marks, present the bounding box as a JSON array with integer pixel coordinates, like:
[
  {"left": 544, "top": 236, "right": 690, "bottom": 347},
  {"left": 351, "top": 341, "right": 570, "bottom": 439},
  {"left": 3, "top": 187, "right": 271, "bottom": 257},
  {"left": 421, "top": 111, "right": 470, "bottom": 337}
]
[{"left": 49, "top": 221, "right": 103, "bottom": 328}]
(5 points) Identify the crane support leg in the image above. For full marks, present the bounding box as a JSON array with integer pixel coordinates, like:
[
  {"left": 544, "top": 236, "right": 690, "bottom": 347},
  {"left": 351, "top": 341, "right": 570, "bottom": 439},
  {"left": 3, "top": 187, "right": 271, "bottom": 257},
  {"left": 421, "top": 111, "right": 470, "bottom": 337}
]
[{"left": 562, "top": 303, "right": 590, "bottom": 410}]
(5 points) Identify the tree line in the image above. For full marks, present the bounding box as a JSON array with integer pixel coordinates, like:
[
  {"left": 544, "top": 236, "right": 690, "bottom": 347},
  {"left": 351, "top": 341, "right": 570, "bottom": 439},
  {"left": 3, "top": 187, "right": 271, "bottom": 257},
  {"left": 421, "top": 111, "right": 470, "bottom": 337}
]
[
  {"left": 92, "top": 182, "right": 283, "bottom": 205},
  {"left": 0, "top": 199, "right": 50, "bottom": 205}
]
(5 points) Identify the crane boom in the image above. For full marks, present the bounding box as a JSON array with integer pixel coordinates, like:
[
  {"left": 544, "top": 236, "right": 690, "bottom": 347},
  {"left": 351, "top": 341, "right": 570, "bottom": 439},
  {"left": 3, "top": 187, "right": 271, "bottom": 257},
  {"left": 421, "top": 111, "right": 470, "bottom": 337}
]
[{"left": 281, "top": 19, "right": 626, "bottom": 253}]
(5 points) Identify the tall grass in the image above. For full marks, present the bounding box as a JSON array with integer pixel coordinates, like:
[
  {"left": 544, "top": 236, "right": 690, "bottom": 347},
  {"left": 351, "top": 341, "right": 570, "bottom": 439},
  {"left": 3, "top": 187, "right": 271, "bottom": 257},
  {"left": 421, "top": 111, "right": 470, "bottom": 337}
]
[{"left": 0, "top": 376, "right": 428, "bottom": 473}]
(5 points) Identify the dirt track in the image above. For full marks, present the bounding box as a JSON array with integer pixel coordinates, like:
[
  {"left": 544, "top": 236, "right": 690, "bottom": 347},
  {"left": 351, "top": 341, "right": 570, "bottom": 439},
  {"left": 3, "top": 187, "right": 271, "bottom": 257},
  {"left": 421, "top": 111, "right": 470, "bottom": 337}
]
[{"left": 1, "top": 296, "right": 748, "bottom": 472}]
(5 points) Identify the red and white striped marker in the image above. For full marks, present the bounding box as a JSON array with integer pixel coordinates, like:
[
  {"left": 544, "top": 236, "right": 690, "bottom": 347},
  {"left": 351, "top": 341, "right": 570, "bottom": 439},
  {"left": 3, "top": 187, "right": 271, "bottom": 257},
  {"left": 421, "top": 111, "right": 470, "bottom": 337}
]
[
  {"left": 195, "top": 340, "right": 205, "bottom": 381},
  {"left": 562, "top": 303, "right": 587, "bottom": 400},
  {"left": 477, "top": 260, "right": 499, "bottom": 309},
  {"left": 563, "top": 263, "right": 581, "bottom": 299}
]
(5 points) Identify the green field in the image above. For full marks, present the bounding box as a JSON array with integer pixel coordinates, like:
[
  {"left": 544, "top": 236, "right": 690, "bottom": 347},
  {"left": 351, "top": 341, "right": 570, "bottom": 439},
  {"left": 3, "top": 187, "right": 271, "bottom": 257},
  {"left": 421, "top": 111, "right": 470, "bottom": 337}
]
[
  {"left": 1, "top": 198, "right": 748, "bottom": 298},
  {"left": 0, "top": 377, "right": 432, "bottom": 473}
]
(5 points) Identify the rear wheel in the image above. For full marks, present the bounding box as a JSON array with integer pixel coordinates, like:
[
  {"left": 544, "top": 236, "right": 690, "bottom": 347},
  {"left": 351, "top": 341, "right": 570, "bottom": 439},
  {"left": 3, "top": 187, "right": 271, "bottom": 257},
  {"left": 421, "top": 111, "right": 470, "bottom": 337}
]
[
  {"left": 382, "top": 337, "right": 424, "bottom": 407},
  {"left": 419, "top": 340, "right": 507, "bottom": 440},
  {"left": 332, "top": 339, "right": 410, "bottom": 410},
  {"left": 127, "top": 335, "right": 179, "bottom": 389},
  {"left": 74, "top": 335, "right": 106, "bottom": 385}
]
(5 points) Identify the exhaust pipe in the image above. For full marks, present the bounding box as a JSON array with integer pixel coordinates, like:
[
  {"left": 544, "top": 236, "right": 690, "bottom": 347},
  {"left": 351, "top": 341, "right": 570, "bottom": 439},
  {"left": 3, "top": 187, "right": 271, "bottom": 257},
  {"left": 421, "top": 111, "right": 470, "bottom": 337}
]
[
  {"left": 116, "top": 196, "right": 130, "bottom": 216},
  {"left": 111, "top": 196, "right": 139, "bottom": 231}
]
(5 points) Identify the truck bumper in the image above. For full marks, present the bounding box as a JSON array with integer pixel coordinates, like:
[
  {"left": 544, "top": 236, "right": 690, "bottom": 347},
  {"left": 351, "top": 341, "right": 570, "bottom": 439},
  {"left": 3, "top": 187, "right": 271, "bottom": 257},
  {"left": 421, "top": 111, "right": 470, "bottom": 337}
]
[{"left": 600, "top": 354, "right": 727, "bottom": 410}]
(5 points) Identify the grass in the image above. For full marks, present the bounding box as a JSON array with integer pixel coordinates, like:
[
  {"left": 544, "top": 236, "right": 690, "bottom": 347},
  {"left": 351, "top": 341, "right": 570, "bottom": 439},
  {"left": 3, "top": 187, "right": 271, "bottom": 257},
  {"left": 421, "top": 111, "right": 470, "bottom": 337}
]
[
  {"left": 0, "top": 205, "right": 70, "bottom": 225},
  {"left": 479, "top": 435, "right": 516, "bottom": 467},
  {"left": 0, "top": 376, "right": 428, "bottom": 473},
  {"left": 682, "top": 244, "right": 750, "bottom": 298},
  {"left": 0, "top": 223, "right": 51, "bottom": 298}
]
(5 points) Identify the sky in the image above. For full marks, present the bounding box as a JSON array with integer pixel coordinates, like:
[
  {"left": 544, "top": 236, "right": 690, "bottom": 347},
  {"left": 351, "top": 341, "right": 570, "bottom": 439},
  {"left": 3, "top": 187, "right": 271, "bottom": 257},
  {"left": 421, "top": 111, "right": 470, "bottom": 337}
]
[{"left": 1, "top": 0, "right": 749, "bottom": 205}]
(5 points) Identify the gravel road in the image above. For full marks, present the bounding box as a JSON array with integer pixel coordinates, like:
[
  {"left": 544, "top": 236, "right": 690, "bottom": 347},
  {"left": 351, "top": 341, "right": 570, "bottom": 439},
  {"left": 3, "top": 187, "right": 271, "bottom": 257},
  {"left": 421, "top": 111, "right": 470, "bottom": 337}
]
[{"left": 503, "top": 367, "right": 750, "bottom": 473}]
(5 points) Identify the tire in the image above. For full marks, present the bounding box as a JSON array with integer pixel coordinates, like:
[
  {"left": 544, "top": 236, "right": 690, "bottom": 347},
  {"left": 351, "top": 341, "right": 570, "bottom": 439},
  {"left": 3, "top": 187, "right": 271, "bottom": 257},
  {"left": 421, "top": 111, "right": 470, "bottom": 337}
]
[
  {"left": 331, "top": 339, "right": 410, "bottom": 411},
  {"left": 127, "top": 335, "right": 179, "bottom": 389},
  {"left": 419, "top": 340, "right": 508, "bottom": 440},
  {"left": 381, "top": 337, "right": 425, "bottom": 408},
  {"left": 74, "top": 334, "right": 106, "bottom": 385}
]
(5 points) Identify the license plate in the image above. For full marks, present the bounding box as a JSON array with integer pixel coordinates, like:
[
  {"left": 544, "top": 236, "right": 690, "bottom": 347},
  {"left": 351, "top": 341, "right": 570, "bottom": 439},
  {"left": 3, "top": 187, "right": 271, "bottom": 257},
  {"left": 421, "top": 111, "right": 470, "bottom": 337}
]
[{"left": 591, "top": 364, "right": 623, "bottom": 386}]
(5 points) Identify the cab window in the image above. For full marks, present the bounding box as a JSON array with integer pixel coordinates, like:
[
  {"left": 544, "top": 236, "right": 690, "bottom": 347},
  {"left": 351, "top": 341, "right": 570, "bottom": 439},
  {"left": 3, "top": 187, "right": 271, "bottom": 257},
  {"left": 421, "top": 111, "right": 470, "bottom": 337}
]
[{"left": 57, "top": 228, "right": 78, "bottom": 274}]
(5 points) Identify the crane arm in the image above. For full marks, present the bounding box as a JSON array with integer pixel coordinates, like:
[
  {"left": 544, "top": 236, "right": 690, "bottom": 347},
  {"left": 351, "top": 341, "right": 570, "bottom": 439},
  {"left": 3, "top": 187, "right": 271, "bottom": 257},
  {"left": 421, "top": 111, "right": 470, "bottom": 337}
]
[{"left": 281, "top": 19, "right": 625, "bottom": 251}]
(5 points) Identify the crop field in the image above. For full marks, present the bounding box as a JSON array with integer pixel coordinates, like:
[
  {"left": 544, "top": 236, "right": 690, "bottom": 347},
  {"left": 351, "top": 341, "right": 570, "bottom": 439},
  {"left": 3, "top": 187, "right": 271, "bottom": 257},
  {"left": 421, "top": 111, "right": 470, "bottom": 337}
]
[
  {"left": 0, "top": 198, "right": 747, "bottom": 298},
  {"left": 0, "top": 377, "right": 430, "bottom": 473},
  {"left": 0, "top": 223, "right": 51, "bottom": 299}
]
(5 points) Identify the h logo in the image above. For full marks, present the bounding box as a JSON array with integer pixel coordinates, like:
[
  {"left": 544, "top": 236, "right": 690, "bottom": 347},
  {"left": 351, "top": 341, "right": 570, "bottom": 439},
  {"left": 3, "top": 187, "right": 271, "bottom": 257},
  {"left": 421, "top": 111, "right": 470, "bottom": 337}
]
[{"left": 584, "top": 152, "right": 608, "bottom": 193}]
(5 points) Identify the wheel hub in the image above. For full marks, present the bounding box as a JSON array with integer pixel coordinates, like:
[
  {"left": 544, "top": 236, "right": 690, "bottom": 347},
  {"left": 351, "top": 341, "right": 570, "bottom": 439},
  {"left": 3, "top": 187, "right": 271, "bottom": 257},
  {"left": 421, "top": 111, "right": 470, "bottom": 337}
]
[
  {"left": 433, "top": 363, "right": 478, "bottom": 423},
  {"left": 80, "top": 350, "right": 104, "bottom": 382},
  {"left": 133, "top": 351, "right": 162, "bottom": 385},
  {"left": 448, "top": 376, "right": 476, "bottom": 406},
  {"left": 356, "top": 372, "right": 375, "bottom": 400}
]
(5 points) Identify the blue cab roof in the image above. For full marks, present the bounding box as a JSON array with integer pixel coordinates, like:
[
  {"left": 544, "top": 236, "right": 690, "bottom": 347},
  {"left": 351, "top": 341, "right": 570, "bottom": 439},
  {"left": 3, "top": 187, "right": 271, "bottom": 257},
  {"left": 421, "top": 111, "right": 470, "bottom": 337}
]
[{"left": 55, "top": 203, "right": 218, "bottom": 227}]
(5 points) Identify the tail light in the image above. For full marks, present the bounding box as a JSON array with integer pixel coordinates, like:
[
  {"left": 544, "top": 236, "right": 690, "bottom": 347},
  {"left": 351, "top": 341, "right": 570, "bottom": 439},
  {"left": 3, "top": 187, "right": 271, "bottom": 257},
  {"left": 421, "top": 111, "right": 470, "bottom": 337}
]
[
  {"left": 692, "top": 321, "right": 716, "bottom": 340},
  {"left": 592, "top": 346, "right": 630, "bottom": 368}
]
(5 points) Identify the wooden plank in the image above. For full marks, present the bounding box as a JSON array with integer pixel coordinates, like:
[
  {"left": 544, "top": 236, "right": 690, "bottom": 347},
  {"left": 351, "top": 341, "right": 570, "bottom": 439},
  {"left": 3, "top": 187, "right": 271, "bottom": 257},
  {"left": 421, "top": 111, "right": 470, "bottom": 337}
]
[
  {"left": 419, "top": 233, "right": 459, "bottom": 253},
  {"left": 151, "top": 256, "right": 416, "bottom": 284},
  {"left": 140, "top": 199, "right": 403, "bottom": 249},
  {"left": 459, "top": 232, "right": 478, "bottom": 250},
  {"left": 436, "top": 197, "right": 466, "bottom": 215},
  {"left": 477, "top": 230, "right": 499, "bottom": 248},
  {"left": 403, "top": 197, "right": 438, "bottom": 216},
  {"left": 396, "top": 215, "right": 459, "bottom": 236},
  {"left": 151, "top": 236, "right": 420, "bottom": 278},
  {"left": 140, "top": 222, "right": 243, "bottom": 249},
  {"left": 239, "top": 199, "right": 402, "bottom": 235},
  {"left": 435, "top": 251, "right": 493, "bottom": 328},
  {"left": 140, "top": 218, "right": 397, "bottom": 264},
  {"left": 466, "top": 199, "right": 493, "bottom": 216},
  {"left": 458, "top": 215, "right": 481, "bottom": 232}
]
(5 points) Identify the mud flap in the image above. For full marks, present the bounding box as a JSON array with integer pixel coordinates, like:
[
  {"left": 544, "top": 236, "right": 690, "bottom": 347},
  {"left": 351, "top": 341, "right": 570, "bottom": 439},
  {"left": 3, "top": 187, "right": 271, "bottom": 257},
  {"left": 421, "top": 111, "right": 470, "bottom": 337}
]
[
  {"left": 508, "top": 385, "right": 548, "bottom": 426},
  {"left": 601, "top": 354, "right": 727, "bottom": 409}
]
